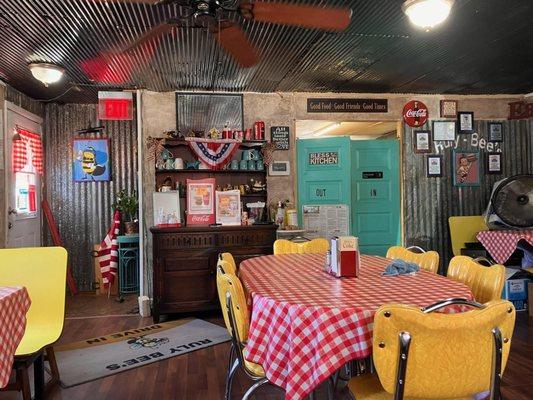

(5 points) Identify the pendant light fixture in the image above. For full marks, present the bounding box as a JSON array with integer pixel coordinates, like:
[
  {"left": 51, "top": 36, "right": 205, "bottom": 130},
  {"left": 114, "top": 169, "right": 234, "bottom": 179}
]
[
  {"left": 28, "top": 62, "right": 65, "bottom": 86},
  {"left": 402, "top": 0, "right": 454, "bottom": 30}
]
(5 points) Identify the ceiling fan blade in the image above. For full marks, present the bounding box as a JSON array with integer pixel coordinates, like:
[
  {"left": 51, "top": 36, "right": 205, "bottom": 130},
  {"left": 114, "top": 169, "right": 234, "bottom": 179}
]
[
  {"left": 241, "top": 1, "right": 352, "bottom": 31},
  {"left": 215, "top": 24, "right": 259, "bottom": 68},
  {"left": 118, "top": 22, "right": 174, "bottom": 53},
  {"left": 90, "top": 0, "right": 162, "bottom": 4}
]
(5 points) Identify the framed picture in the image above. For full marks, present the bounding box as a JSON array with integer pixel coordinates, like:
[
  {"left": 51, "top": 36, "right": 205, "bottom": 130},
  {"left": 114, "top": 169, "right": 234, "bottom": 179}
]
[
  {"left": 268, "top": 160, "right": 290, "bottom": 176},
  {"left": 457, "top": 111, "right": 474, "bottom": 134},
  {"left": 72, "top": 138, "right": 110, "bottom": 182},
  {"left": 488, "top": 122, "right": 503, "bottom": 142},
  {"left": 153, "top": 192, "right": 181, "bottom": 227},
  {"left": 432, "top": 120, "right": 456, "bottom": 141},
  {"left": 414, "top": 130, "right": 432, "bottom": 153},
  {"left": 426, "top": 155, "right": 443, "bottom": 177},
  {"left": 186, "top": 178, "right": 215, "bottom": 225},
  {"left": 486, "top": 152, "right": 503, "bottom": 174},
  {"left": 440, "top": 100, "right": 457, "bottom": 118},
  {"left": 453, "top": 149, "right": 480, "bottom": 187},
  {"left": 215, "top": 190, "right": 241, "bottom": 225}
]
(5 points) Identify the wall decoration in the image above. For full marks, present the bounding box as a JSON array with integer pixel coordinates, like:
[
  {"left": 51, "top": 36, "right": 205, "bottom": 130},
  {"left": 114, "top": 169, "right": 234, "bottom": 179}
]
[
  {"left": 432, "top": 120, "right": 456, "bottom": 141},
  {"left": 307, "top": 98, "right": 388, "bottom": 113},
  {"left": 426, "top": 155, "right": 443, "bottom": 177},
  {"left": 73, "top": 138, "right": 110, "bottom": 182},
  {"left": 308, "top": 151, "right": 338, "bottom": 165},
  {"left": 270, "top": 126, "right": 290, "bottom": 150},
  {"left": 508, "top": 101, "right": 533, "bottom": 120},
  {"left": 186, "top": 178, "right": 215, "bottom": 225},
  {"left": 457, "top": 111, "right": 475, "bottom": 134},
  {"left": 185, "top": 137, "right": 241, "bottom": 170},
  {"left": 413, "top": 130, "right": 432, "bottom": 153},
  {"left": 269, "top": 161, "right": 290, "bottom": 176},
  {"left": 215, "top": 190, "right": 241, "bottom": 225},
  {"left": 440, "top": 100, "right": 457, "bottom": 118},
  {"left": 403, "top": 100, "right": 428, "bottom": 127},
  {"left": 453, "top": 149, "right": 480, "bottom": 187},
  {"left": 486, "top": 152, "right": 503, "bottom": 174},
  {"left": 153, "top": 192, "right": 181, "bottom": 227},
  {"left": 488, "top": 122, "right": 504, "bottom": 142}
]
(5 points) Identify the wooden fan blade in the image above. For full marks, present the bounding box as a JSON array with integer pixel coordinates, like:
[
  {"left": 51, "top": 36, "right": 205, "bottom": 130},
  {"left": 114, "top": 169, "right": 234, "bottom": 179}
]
[
  {"left": 91, "top": 0, "right": 161, "bottom": 4},
  {"left": 119, "top": 22, "right": 174, "bottom": 53},
  {"left": 241, "top": 1, "right": 352, "bottom": 31},
  {"left": 215, "top": 24, "right": 259, "bottom": 68}
]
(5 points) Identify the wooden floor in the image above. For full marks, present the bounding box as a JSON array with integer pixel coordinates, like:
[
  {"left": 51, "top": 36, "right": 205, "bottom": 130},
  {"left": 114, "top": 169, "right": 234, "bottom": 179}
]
[{"left": 3, "top": 295, "right": 532, "bottom": 400}]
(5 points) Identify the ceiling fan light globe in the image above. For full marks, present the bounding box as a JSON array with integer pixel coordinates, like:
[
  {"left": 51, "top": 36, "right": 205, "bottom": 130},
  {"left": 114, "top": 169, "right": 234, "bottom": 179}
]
[
  {"left": 402, "top": 0, "right": 454, "bottom": 29},
  {"left": 28, "top": 63, "right": 65, "bottom": 86}
]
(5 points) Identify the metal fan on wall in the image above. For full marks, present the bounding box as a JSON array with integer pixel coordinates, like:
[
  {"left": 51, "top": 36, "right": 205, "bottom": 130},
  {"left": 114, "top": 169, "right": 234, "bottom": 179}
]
[{"left": 82, "top": 0, "right": 352, "bottom": 83}]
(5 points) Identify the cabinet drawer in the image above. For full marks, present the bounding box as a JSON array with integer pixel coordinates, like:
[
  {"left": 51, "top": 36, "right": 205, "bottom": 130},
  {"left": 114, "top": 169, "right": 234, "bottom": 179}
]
[
  {"left": 161, "top": 270, "right": 216, "bottom": 304},
  {"left": 154, "top": 233, "right": 216, "bottom": 250},
  {"left": 161, "top": 251, "right": 213, "bottom": 272},
  {"left": 218, "top": 230, "right": 276, "bottom": 247}
]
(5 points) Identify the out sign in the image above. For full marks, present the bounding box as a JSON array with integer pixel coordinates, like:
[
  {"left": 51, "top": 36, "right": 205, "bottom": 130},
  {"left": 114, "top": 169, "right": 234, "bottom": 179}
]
[{"left": 316, "top": 188, "right": 327, "bottom": 197}]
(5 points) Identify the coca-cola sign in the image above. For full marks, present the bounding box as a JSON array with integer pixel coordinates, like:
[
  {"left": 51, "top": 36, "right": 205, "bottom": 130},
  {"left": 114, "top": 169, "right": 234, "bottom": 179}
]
[{"left": 403, "top": 100, "right": 428, "bottom": 127}]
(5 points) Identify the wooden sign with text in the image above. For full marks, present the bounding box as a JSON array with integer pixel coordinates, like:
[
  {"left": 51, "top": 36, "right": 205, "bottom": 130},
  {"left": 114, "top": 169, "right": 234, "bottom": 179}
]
[
  {"left": 307, "top": 98, "right": 388, "bottom": 113},
  {"left": 508, "top": 101, "right": 533, "bottom": 120},
  {"left": 270, "top": 126, "right": 290, "bottom": 150}
]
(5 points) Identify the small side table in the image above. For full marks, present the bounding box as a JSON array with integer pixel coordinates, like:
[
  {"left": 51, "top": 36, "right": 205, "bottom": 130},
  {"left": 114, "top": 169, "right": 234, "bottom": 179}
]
[{"left": 117, "top": 235, "right": 140, "bottom": 295}]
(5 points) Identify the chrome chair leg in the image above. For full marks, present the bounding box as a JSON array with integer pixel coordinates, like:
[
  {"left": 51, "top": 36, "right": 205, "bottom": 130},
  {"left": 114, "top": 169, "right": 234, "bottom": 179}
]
[
  {"left": 242, "top": 378, "right": 269, "bottom": 400},
  {"left": 225, "top": 358, "right": 239, "bottom": 400},
  {"left": 309, "top": 391, "right": 315, "bottom": 400}
]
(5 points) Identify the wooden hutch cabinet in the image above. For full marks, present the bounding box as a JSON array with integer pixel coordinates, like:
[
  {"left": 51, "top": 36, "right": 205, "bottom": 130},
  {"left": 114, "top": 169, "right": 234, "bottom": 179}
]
[{"left": 151, "top": 218, "right": 277, "bottom": 323}]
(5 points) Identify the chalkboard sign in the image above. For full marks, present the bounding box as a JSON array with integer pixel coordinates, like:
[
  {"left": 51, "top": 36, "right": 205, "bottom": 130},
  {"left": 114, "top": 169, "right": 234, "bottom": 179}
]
[{"left": 271, "top": 126, "right": 290, "bottom": 150}]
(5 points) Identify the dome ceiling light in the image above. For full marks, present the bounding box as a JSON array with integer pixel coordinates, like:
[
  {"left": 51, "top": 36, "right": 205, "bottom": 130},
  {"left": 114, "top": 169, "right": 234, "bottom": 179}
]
[
  {"left": 402, "top": 0, "right": 455, "bottom": 30},
  {"left": 28, "top": 62, "right": 65, "bottom": 86}
]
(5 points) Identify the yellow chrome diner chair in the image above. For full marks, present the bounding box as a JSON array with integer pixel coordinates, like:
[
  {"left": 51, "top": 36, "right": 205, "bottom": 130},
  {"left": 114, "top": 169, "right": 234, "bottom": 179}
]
[
  {"left": 447, "top": 256, "right": 505, "bottom": 304},
  {"left": 348, "top": 298, "right": 516, "bottom": 400},
  {"left": 218, "top": 253, "right": 237, "bottom": 275},
  {"left": 0, "top": 247, "right": 67, "bottom": 400},
  {"left": 448, "top": 216, "right": 488, "bottom": 257},
  {"left": 273, "top": 239, "right": 300, "bottom": 255},
  {"left": 386, "top": 246, "right": 440, "bottom": 274},
  {"left": 299, "top": 238, "right": 330, "bottom": 255}
]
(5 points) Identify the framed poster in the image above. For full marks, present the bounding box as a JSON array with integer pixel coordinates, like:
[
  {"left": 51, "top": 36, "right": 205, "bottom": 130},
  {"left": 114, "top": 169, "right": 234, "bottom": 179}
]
[
  {"left": 73, "top": 138, "right": 110, "bottom": 182},
  {"left": 153, "top": 192, "right": 181, "bottom": 227},
  {"left": 488, "top": 122, "right": 503, "bottom": 142},
  {"left": 440, "top": 100, "right": 457, "bottom": 118},
  {"left": 186, "top": 178, "right": 215, "bottom": 225},
  {"left": 432, "top": 120, "right": 456, "bottom": 141},
  {"left": 426, "top": 155, "right": 443, "bottom": 177},
  {"left": 413, "top": 130, "right": 432, "bottom": 153},
  {"left": 486, "top": 152, "right": 503, "bottom": 174},
  {"left": 457, "top": 111, "right": 474, "bottom": 134},
  {"left": 453, "top": 149, "right": 480, "bottom": 187},
  {"left": 215, "top": 190, "right": 241, "bottom": 225},
  {"left": 270, "top": 126, "right": 290, "bottom": 150}
]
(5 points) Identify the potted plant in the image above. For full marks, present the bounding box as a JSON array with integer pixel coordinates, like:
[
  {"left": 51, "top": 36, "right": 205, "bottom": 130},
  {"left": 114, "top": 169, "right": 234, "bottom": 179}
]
[{"left": 112, "top": 189, "right": 139, "bottom": 235}]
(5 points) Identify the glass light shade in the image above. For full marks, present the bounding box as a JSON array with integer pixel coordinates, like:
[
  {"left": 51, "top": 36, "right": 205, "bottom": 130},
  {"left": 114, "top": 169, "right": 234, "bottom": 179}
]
[
  {"left": 402, "top": 0, "right": 454, "bottom": 29},
  {"left": 28, "top": 63, "right": 64, "bottom": 85}
]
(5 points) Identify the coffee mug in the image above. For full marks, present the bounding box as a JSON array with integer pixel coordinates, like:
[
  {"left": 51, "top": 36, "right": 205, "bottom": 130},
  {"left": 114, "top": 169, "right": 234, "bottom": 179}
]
[
  {"left": 165, "top": 158, "right": 174, "bottom": 170},
  {"left": 256, "top": 160, "right": 264, "bottom": 171},
  {"left": 174, "top": 158, "right": 184, "bottom": 169},
  {"left": 248, "top": 160, "right": 256, "bottom": 170},
  {"left": 230, "top": 160, "right": 239, "bottom": 170},
  {"left": 239, "top": 160, "right": 248, "bottom": 170}
]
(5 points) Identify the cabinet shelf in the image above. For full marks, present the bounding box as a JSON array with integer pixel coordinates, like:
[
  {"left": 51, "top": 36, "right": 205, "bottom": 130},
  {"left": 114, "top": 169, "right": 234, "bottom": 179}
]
[
  {"left": 163, "top": 139, "right": 267, "bottom": 148},
  {"left": 156, "top": 169, "right": 266, "bottom": 174}
]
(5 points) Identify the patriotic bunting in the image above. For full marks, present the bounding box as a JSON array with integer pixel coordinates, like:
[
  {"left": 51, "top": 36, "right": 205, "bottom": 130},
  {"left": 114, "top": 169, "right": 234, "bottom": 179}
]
[{"left": 185, "top": 137, "right": 241, "bottom": 170}]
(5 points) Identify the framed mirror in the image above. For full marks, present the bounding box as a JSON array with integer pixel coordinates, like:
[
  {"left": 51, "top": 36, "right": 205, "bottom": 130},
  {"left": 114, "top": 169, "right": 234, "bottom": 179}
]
[{"left": 176, "top": 92, "right": 243, "bottom": 135}]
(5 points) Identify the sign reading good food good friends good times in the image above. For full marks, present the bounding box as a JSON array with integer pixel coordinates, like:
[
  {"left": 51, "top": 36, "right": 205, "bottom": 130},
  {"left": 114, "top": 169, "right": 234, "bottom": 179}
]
[{"left": 307, "top": 98, "right": 388, "bottom": 113}]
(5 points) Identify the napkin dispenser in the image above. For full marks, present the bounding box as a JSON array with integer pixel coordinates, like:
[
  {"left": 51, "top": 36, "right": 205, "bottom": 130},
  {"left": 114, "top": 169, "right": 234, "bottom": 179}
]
[{"left": 330, "top": 236, "right": 360, "bottom": 278}]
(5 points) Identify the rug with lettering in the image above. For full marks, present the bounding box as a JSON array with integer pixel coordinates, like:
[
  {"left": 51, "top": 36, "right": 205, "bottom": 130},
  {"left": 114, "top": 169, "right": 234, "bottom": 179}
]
[{"left": 54, "top": 319, "right": 230, "bottom": 387}]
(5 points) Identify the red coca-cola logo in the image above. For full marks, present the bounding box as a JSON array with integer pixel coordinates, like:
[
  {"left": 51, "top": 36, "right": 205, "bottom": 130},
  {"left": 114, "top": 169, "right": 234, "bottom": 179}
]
[
  {"left": 403, "top": 100, "right": 428, "bottom": 127},
  {"left": 192, "top": 215, "right": 210, "bottom": 222}
]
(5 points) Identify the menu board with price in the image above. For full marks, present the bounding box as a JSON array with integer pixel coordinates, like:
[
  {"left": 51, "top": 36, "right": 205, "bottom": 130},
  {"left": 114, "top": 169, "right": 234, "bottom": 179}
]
[
  {"left": 270, "top": 126, "right": 290, "bottom": 150},
  {"left": 302, "top": 204, "right": 349, "bottom": 240}
]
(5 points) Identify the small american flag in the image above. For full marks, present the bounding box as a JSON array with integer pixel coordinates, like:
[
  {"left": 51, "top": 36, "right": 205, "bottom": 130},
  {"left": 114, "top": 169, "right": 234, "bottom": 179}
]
[{"left": 98, "top": 210, "right": 121, "bottom": 289}]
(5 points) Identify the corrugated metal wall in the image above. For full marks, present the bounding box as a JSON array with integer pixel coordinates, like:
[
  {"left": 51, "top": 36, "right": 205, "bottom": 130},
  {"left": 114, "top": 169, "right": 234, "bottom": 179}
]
[
  {"left": 43, "top": 103, "right": 137, "bottom": 291},
  {"left": 403, "top": 119, "right": 533, "bottom": 273},
  {"left": 5, "top": 85, "right": 44, "bottom": 117}
]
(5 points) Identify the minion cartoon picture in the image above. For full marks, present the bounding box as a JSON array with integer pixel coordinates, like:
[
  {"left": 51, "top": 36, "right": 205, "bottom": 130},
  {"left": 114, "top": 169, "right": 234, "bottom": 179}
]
[{"left": 73, "top": 138, "right": 110, "bottom": 181}]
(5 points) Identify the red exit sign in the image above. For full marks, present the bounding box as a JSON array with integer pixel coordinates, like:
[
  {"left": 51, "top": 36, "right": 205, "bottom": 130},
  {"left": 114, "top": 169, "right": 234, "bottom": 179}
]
[{"left": 98, "top": 91, "right": 133, "bottom": 121}]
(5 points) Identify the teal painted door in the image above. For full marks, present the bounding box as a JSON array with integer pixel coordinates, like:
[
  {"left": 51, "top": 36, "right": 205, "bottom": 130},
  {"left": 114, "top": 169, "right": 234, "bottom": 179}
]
[
  {"left": 351, "top": 140, "right": 400, "bottom": 256},
  {"left": 297, "top": 137, "right": 352, "bottom": 223}
]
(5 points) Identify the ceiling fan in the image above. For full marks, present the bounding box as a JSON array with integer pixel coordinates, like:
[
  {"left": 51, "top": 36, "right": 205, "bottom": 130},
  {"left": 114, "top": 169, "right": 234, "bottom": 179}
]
[{"left": 88, "top": 0, "right": 352, "bottom": 70}]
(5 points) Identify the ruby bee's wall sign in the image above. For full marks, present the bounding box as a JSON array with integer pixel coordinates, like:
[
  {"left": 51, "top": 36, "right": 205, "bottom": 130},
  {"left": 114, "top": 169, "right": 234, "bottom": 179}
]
[{"left": 403, "top": 100, "right": 429, "bottom": 127}]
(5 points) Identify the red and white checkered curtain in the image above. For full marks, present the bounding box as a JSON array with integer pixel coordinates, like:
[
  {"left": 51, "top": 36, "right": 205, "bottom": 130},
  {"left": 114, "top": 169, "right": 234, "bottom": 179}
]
[{"left": 12, "top": 127, "right": 44, "bottom": 175}]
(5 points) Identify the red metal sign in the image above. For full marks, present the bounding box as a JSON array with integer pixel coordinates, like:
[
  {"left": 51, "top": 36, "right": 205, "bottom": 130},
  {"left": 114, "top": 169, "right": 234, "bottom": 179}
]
[
  {"left": 98, "top": 91, "right": 133, "bottom": 120},
  {"left": 403, "top": 100, "right": 428, "bottom": 127},
  {"left": 508, "top": 101, "right": 533, "bottom": 120}
]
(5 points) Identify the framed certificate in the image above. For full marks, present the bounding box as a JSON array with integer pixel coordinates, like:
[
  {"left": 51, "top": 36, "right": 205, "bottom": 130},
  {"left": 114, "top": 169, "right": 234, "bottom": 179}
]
[
  {"left": 457, "top": 111, "right": 474, "bottom": 134},
  {"left": 486, "top": 152, "right": 502, "bottom": 174},
  {"left": 488, "top": 122, "right": 503, "bottom": 142},
  {"left": 426, "top": 155, "right": 443, "bottom": 177},
  {"left": 433, "top": 120, "right": 456, "bottom": 141},
  {"left": 414, "top": 130, "right": 432, "bottom": 154}
]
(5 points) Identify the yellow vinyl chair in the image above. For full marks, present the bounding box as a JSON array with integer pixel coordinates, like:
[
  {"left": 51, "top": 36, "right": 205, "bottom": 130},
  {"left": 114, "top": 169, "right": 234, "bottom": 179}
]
[
  {"left": 348, "top": 299, "right": 516, "bottom": 400},
  {"left": 219, "top": 253, "right": 237, "bottom": 275},
  {"left": 386, "top": 246, "right": 440, "bottom": 274},
  {"left": 273, "top": 239, "right": 300, "bottom": 255},
  {"left": 448, "top": 216, "right": 488, "bottom": 256},
  {"left": 447, "top": 256, "right": 506, "bottom": 304},
  {"left": 299, "top": 238, "right": 330, "bottom": 255},
  {"left": 0, "top": 247, "right": 67, "bottom": 400},
  {"left": 217, "top": 267, "right": 270, "bottom": 400}
]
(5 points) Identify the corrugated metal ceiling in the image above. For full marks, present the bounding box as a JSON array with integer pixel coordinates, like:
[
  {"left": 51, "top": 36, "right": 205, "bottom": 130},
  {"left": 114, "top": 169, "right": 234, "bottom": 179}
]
[{"left": 0, "top": 0, "right": 532, "bottom": 103}]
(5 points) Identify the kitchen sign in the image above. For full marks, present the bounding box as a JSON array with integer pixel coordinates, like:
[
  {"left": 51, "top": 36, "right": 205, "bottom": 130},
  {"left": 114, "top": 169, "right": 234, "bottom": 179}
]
[
  {"left": 307, "top": 98, "right": 388, "bottom": 113},
  {"left": 309, "top": 152, "right": 338, "bottom": 165},
  {"left": 270, "top": 126, "right": 290, "bottom": 150}
]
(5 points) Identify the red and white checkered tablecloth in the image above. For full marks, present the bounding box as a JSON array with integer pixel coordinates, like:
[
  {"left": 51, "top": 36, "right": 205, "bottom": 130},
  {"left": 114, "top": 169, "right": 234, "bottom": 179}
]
[
  {"left": 239, "top": 254, "right": 473, "bottom": 400},
  {"left": 0, "top": 286, "right": 31, "bottom": 388},
  {"left": 477, "top": 230, "right": 533, "bottom": 264}
]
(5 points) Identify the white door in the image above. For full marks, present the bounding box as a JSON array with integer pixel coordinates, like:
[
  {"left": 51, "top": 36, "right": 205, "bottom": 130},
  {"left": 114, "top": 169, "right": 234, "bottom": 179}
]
[{"left": 5, "top": 102, "right": 43, "bottom": 248}]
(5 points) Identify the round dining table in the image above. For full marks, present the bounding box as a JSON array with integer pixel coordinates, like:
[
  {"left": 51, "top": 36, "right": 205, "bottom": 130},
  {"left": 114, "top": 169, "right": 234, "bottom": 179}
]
[{"left": 239, "top": 253, "right": 473, "bottom": 400}]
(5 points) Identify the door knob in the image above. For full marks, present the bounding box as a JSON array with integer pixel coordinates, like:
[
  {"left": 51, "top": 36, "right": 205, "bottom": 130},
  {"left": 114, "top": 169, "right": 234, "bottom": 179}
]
[
  {"left": 8, "top": 222, "right": 12, "bottom": 229},
  {"left": 8, "top": 207, "right": 17, "bottom": 215}
]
